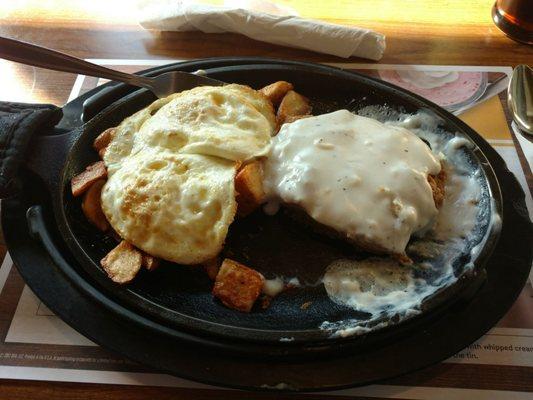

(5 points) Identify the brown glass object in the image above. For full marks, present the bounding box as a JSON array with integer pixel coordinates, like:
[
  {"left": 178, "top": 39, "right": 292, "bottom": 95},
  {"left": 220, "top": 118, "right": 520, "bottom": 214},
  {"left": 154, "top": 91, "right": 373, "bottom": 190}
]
[{"left": 492, "top": 0, "right": 533, "bottom": 44}]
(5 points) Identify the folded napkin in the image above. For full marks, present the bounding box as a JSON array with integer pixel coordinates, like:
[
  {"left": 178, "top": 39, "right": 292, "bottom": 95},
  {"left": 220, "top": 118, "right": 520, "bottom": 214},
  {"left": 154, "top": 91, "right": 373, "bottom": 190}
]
[{"left": 137, "top": 0, "right": 386, "bottom": 60}]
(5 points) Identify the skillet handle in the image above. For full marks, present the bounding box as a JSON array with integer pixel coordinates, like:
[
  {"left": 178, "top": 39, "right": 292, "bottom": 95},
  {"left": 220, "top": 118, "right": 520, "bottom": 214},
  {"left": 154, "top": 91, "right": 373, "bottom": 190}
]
[
  {"left": 0, "top": 102, "right": 63, "bottom": 198},
  {"left": 82, "top": 85, "right": 134, "bottom": 123}
]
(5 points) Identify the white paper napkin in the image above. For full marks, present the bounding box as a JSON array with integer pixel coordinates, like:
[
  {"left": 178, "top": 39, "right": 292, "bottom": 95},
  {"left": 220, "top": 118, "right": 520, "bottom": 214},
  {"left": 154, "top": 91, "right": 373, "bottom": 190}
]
[{"left": 137, "top": 0, "right": 386, "bottom": 60}]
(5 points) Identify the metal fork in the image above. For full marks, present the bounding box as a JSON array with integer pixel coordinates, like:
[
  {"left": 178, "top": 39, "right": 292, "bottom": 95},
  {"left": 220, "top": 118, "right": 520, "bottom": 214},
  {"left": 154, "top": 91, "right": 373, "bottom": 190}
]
[{"left": 0, "top": 36, "right": 223, "bottom": 98}]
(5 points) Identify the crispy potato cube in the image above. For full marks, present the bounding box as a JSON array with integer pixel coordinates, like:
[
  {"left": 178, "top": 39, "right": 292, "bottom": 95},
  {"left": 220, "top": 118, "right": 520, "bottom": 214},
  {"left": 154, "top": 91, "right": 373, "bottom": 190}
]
[
  {"left": 141, "top": 252, "right": 160, "bottom": 271},
  {"left": 71, "top": 161, "right": 107, "bottom": 197},
  {"left": 259, "top": 81, "right": 294, "bottom": 106},
  {"left": 93, "top": 127, "right": 116, "bottom": 156},
  {"left": 100, "top": 241, "right": 142, "bottom": 284},
  {"left": 203, "top": 257, "right": 221, "bottom": 280},
  {"left": 212, "top": 259, "right": 264, "bottom": 312},
  {"left": 277, "top": 90, "right": 312, "bottom": 126},
  {"left": 81, "top": 179, "right": 109, "bottom": 231},
  {"left": 235, "top": 162, "right": 265, "bottom": 216}
]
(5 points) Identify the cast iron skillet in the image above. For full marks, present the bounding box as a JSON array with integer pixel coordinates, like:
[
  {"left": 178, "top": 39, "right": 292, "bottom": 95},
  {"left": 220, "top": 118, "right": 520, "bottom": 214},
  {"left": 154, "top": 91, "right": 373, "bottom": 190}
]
[{"left": 14, "top": 58, "right": 523, "bottom": 351}]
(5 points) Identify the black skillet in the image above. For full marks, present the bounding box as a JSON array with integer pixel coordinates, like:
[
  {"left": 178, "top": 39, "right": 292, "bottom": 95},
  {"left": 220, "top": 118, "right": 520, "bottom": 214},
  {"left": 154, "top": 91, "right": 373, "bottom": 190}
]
[{"left": 2, "top": 58, "right": 532, "bottom": 390}]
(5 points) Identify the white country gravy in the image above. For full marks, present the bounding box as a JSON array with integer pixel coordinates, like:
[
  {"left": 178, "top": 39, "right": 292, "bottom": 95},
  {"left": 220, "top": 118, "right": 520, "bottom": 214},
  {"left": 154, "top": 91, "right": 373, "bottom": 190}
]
[
  {"left": 323, "top": 258, "right": 419, "bottom": 315},
  {"left": 259, "top": 108, "right": 498, "bottom": 339},
  {"left": 262, "top": 110, "right": 442, "bottom": 255},
  {"left": 318, "top": 108, "right": 498, "bottom": 337}
]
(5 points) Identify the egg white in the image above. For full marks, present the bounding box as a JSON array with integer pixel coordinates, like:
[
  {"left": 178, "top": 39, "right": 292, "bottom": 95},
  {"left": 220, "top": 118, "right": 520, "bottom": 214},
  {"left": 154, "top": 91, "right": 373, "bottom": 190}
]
[
  {"left": 101, "top": 151, "right": 237, "bottom": 264},
  {"left": 132, "top": 85, "right": 274, "bottom": 162},
  {"left": 101, "top": 84, "right": 274, "bottom": 264}
]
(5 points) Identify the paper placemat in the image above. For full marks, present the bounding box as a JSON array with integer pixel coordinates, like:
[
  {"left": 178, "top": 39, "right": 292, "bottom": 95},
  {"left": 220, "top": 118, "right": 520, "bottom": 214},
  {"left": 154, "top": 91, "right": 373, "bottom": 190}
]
[{"left": 0, "top": 61, "right": 531, "bottom": 398}]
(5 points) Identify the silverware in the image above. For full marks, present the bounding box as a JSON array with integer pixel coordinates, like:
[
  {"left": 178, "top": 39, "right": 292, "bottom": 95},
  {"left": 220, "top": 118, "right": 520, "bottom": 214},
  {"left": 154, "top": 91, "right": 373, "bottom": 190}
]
[
  {"left": 0, "top": 36, "right": 223, "bottom": 98},
  {"left": 508, "top": 65, "right": 533, "bottom": 136}
]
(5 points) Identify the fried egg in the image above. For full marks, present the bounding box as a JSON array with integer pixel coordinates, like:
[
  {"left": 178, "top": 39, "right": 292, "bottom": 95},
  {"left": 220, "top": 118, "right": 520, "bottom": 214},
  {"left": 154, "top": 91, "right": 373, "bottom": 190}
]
[
  {"left": 103, "top": 96, "right": 175, "bottom": 174},
  {"left": 101, "top": 84, "right": 275, "bottom": 264},
  {"left": 104, "top": 85, "right": 274, "bottom": 170},
  {"left": 101, "top": 151, "right": 237, "bottom": 264}
]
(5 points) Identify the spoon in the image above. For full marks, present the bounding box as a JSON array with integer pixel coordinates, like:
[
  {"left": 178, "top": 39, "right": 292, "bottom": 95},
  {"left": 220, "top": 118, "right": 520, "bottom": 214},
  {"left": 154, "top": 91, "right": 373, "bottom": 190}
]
[
  {"left": 508, "top": 65, "right": 533, "bottom": 136},
  {"left": 0, "top": 36, "right": 223, "bottom": 98}
]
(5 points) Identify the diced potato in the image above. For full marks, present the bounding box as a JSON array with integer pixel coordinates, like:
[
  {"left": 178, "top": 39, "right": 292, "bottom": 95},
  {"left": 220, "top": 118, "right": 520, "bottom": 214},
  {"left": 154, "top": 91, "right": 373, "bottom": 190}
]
[
  {"left": 81, "top": 179, "right": 109, "bottom": 231},
  {"left": 93, "top": 127, "right": 116, "bottom": 157},
  {"left": 100, "top": 241, "right": 142, "bottom": 284},
  {"left": 277, "top": 90, "right": 312, "bottom": 126},
  {"left": 141, "top": 252, "right": 160, "bottom": 271},
  {"left": 259, "top": 81, "right": 294, "bottom": 106},
  {"left": 203, "top": 256, "right": 220, "bottom": 280},
  {"left": 71, "top": 161, "right": 107, "bottom": 197},
  {"left": 235, "top": 162, "right": 265, "bottom": 217},
  {"left": 212, "top": 259, "right": 264, "bottom": 312}
]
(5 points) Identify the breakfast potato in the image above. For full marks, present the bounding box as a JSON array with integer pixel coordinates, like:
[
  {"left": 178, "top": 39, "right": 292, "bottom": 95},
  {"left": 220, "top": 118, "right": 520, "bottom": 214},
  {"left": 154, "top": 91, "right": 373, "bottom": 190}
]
[
  {"left": 259, "top": 81, "right": 294, "bottom": 106},
  {"left": 100, "top": 241, "right": 142, "bottom": 284},
  {"left": 212, "top": 259, "right": 264, "bottom": 312},
  {"left": 93, "top": 127, "right": 116, "bottom": 158},
  {"left": 141, "top": 252, "right": 160, "bottom": 271},
  {"left": 81, "top": 179, "right": 109, "bottom": 232},
  {"left": 203, "top": 256, "right": 221, "bottom": 280},
  {"left": 235, "top": 161, "right": 265, "bottom": 216},
  {"left": 277, "top": 90, "right": 312, "bottom": 126},
  {"left": 71, "top": 161, "right": 107, "bottom": 197}
]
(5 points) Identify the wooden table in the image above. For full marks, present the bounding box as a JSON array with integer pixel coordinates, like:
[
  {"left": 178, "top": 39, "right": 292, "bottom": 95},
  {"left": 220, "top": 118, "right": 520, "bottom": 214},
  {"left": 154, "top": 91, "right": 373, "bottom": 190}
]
[{"left": 0, "top": 1, "right": 531, "bottom": 398}]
